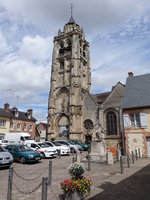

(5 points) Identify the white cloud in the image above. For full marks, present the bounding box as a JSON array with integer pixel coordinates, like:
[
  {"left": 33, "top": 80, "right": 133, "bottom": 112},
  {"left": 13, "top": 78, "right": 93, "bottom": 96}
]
[
  {"left": 19, "top": 35, "right": 52, "bottom": 64},
  {"left": 0, "top": 0, "right": 150, "bottom": 121}
]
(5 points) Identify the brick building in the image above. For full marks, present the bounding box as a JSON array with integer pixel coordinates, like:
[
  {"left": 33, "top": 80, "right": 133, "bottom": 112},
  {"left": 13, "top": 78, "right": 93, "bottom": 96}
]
[{"left": 0, "top": 103, "right": 36, "bottom": 139}]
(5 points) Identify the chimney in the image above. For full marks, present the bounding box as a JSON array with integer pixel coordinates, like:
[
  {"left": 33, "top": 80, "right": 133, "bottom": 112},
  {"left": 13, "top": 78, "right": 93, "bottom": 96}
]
[
  {"left": 4, "top": 103, "right": 9, "bottom": 111},
  {"left": 27, "top": 109, "right": 33, "bottom": 117},
  {"left": 128, "top": 72, "right": 133, "bottom": 77}
]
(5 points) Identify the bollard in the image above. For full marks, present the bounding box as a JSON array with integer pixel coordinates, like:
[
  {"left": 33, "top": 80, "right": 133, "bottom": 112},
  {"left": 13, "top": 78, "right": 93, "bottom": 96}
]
[
  {"left": 7, "top": 167, "right": 13, "bottom": 200},
  {"left": 41, "top": 177, "right": 48, "bottom": 200},
  {"left": 75, "top": 151, "right": 77, "bottom": 162},
  {"left": 138, "top": 148, "right": 141, "bottom": 158},
  {"left": 132, "top": 151, "right": 134, "bottom": 164},
  {"left": 120, "top": 156, "right": 123, "bottom": 174},
  {"left": 72, "top": 148, "right": 75, "bottom": 156},
  {"left": 127, "top": 153, "right": 130, "bottom": 168},
  {"left": 48, "top": 161, "right": 52, "bottom": 185},
  {"left": 116, "top": 150, "right": 119, "bottom": 160},
  {"left": 58, "top": 149, "right": 61, "bottom": 159},
  {"left": 135, "top": 149, "right": 138, "bottom": 160},
  {"left": 72, "top": 157, "right": 75, "bottom": 163},
  {"left": 88, "top": 155, "right": 91, "bottom": 171}
]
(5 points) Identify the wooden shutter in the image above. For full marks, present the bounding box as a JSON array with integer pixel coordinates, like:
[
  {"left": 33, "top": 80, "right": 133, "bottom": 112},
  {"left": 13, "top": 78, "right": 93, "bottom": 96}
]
[
  {"left": 140, "top": 113, "right": 147, "bottom": 128},
  {"left": 123, "top": 114, "right": 130, "bottom": 128}
]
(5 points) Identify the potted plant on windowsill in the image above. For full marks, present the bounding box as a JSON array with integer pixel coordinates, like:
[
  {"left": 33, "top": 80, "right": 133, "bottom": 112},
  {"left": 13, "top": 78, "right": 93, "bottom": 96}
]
[{"left": 61, "top": 162, "right": 92, "bottom": 200}]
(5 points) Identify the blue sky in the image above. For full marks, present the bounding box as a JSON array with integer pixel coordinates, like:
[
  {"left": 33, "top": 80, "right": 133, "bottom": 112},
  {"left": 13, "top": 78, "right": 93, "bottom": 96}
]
[{"left": 0, "top": 0, "right": 150, "bottom": 122}]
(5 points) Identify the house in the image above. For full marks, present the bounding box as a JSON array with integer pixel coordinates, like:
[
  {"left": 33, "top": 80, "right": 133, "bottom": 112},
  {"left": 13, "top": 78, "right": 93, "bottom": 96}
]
[
  {"left": 0, "top": 103, "right": 36, "bottom": 139},
  {"left": 36, "top": 122, "right": 47, "bottom": 142},
  {"left": 122, "top": 72, "right": 150, "bottom": 157}
]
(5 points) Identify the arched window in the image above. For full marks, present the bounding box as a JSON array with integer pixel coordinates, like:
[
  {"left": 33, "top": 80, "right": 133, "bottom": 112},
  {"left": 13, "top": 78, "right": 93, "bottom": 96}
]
[{"left": 106, "top": 111, "right": 117, "bottom": 135}]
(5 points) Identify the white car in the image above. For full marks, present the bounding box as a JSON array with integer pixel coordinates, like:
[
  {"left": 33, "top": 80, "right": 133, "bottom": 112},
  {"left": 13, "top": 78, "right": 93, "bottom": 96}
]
[
  {"left": 56, "top": 140, "right": 83, "bottom": 153},
  {"left": 0, "top": 140, "right": 10, "bottom": 147},
  {"left": 0, "top": 145, "right": 13, "bottom": 168},
  {"left": 27, "top": 142, "right": 57, "bottom": 158},
  {"left": 44, "top": 141, "right": 70, "bottom": 155}
]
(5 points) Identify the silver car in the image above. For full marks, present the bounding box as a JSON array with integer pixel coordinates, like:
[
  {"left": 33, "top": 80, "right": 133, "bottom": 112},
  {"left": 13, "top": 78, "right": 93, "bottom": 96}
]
[{"left": 0, "top": 145, "right": 13, "bottom": 168}]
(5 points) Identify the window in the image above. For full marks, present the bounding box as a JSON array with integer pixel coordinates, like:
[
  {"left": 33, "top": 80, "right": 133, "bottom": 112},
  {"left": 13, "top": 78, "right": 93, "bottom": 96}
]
[
  {"left": 83, "top": 119, "right": 94, "bottom": 131},
  {"left": 10, "top": 122, "right": 14, "bottom": 130},
  {"left": 130, "top": 114, "right": 140, "bottom": 127},
  {"left": 0, "top": 119, "right": 6, "bottom": 127},
  {"left": 20, "top": 136, "right": 25, "bottom": 141},
  {"left": 123, "top": 113, "right": 147, "bottom": 128},
  {"left": 17, "top": 123, "right": 21, "bottom": 131},
  {"left": 24, "top": 124, "right": 27, "bottom": 131},
  {"left": 29, "top": 125, "right": 33, "bottom": 132},
  {"left": 60, "top": 61, "right": 64, "bottom": 70},
  {"left": 106, "top": 111, "right": 117, "bottom": 135}
]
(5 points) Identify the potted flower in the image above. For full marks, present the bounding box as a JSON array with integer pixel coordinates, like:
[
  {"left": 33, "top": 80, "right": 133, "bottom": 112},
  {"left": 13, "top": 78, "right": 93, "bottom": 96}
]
[{"left": 61, "top": 162, "right": 92, "bottom": 200}]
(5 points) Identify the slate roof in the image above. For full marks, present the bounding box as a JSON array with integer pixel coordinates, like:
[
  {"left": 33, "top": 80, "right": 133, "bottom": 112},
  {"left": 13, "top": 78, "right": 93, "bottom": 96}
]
[
  {"left": 92, "top": 92, "right": 111, "bottom": 105},
  {"left": 122, "top": 73, "right": 150, "bottom": 109},
  {"left": 68, "top": 15, "right": 76, "bottom": 24},
  {"left": 0, "top": 108, "right": 36, "bottom": 122}
]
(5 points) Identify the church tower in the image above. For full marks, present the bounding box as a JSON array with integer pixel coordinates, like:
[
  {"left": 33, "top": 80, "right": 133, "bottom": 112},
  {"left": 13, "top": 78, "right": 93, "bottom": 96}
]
[{"left": 47, "top": 13, "right": 91, "bottom": 141}]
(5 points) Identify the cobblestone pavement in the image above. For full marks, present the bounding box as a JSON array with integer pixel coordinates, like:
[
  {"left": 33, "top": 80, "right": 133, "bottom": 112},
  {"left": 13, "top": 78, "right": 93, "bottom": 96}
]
[{"left": 0, "top": 152, "right": 150, "bottom": 200}]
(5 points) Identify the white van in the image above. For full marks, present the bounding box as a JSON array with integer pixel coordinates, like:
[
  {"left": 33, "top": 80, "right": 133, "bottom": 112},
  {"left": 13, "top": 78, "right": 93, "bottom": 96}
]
[{"left": 4, "top": 132, "right": 35, "bottom": 145}]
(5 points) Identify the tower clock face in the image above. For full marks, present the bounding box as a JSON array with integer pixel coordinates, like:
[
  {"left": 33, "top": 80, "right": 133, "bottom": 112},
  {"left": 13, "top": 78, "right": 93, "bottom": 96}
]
[{"left": 83, "top": 119, "right": 94, "bottom": 131}]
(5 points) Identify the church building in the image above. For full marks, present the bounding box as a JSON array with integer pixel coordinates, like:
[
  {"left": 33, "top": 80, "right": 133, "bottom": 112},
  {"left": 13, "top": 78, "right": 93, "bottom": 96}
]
[{"left": 47, "top": 14, "right": 124, "bottom": 151}]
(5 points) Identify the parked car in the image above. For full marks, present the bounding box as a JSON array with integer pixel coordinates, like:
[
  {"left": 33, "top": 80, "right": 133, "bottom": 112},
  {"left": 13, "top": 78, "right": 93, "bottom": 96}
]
[
  {"left": 27, "top": 142, "right": 57, "bottom": 158},
  {"left": 0, "top": 139, "right": 10, "bottom": 147},
  {"left": 44, "top": 141, "right": 70, "bottom": 155},
  {"left": 56, "top": 140, "right": 83, "bottom": 153},
  {"left": 5, "top": 144, "right": 41, "bottom": 164},
  {"left": 0, "top": 145, "right": 13, "bottom": 168},
  {"left": 70, "top": 140, "right": 89, "bottom": 151}
]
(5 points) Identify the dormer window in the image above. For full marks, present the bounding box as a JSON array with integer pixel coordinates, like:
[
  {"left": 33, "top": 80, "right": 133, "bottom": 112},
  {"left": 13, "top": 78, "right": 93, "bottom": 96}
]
[
  {"left": 15, "top": 111, "right": 19, "bottom": 117},
  {"left": 28, "top": 113, "right": 31, "bottom": 119}
]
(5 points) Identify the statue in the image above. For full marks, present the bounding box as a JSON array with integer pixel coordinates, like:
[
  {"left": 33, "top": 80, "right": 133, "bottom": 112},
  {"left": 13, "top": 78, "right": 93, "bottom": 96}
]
[
  {"left": 94, "top": 123, "right": 105, "bottom": 142},
  {"left": 61, "top": 98, "right": 68, "bottom": 113}
]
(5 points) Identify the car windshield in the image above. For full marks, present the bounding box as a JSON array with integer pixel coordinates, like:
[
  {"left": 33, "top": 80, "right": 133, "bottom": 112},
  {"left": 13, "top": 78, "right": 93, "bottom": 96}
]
[
  {"left": 67, "top": 141, "right": 74, "bottom": 145},
  {"left": 38, "top": 143, "right": 50, "bottom": 148},
  {"left": 45, "top": 142, "right": 54, "bottom": 147},
  {"left": 24, "top": 136, "right": 32, "bottom": 140},
  {"left": 0, "top": 146, "right": 5, "bottom": 152},
  {"left": 58, "top": 141, "right": 69, "bottom": 146},
  {"left": 53, "top": 142, "right": 61, "bottom": 146},
  {"left": 18, "top": 145, "right": 32, "bottom": 151}
]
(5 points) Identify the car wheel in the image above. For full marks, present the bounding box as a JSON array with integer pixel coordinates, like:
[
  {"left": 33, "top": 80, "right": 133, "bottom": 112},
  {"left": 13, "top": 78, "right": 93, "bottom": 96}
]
[
  {"left": 20, "top": 157, "right": 25, "bottom": 164},
  {"left": 41, "top": 152, "right": 45, "bottom": 159}
]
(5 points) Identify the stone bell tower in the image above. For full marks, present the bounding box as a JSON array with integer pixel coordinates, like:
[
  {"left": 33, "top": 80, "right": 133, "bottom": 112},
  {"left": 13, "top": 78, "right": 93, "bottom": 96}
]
[{"left": 47, "top": 14, "right": 91, "bottom": 141}]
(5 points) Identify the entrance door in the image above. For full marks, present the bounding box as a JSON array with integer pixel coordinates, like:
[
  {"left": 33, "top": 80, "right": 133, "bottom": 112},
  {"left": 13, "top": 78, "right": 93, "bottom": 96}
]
[
  {"left": 59, "top": 125, "right": 69, "bottom": 138},
  {"left": 146, "top": 138, "right": 150, "bottom": 157}
]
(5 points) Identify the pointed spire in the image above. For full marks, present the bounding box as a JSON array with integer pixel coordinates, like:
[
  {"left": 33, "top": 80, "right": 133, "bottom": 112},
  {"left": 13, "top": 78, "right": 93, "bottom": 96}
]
[
  {"left": 68, "top": 15, "right": 75, "bottom": 24},
  {"left": 67, "top": 3, "right": 76, "bottom": 24}
]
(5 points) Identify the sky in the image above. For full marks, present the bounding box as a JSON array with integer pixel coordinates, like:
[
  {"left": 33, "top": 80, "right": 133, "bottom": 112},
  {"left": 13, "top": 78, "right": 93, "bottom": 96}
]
[{"left": 0, "top": 0, "right": 150, "bottom": 123}]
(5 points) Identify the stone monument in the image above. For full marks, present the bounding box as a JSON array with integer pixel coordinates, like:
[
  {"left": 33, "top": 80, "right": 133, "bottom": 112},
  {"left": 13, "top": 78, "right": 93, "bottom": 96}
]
[{"left": 89, "top": 123, "right": 107, "bottom": 161}]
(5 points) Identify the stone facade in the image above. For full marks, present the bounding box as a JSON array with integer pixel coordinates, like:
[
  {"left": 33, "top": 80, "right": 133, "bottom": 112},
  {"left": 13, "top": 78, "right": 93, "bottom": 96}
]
[
  {"left": 47, "top": 16, "right": 93, "bottom": 141},
  {"left": 47, "top": 16, "right": 124, "bottom": 151}
]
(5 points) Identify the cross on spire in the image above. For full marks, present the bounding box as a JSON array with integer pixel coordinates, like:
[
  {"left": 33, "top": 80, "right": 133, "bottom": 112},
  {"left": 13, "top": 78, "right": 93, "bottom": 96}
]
[
  {"left": 68, "top": 3, "right": 75, "bottom": 24},
  {"left": 70, "top": 3, "right": 73, "bottom": 16}
]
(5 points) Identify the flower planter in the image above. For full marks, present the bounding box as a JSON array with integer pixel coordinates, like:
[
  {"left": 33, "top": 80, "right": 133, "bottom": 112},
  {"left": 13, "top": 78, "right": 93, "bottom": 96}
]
[{"left": 65, "top": 190, "right": 84, "bottom": 200}]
